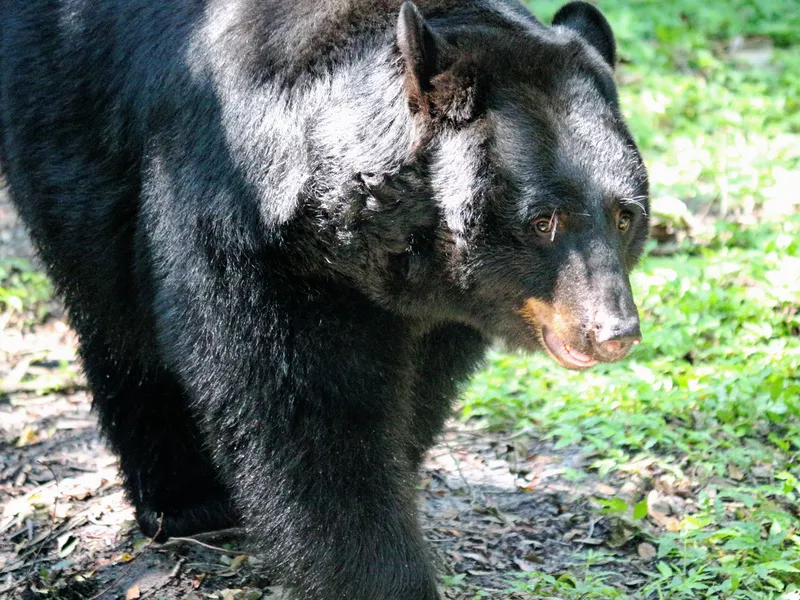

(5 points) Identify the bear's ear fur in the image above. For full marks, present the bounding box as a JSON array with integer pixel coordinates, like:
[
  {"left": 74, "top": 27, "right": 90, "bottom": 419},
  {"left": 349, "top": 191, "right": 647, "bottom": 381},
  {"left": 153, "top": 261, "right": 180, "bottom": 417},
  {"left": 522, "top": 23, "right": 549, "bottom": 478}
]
[
  {"left": 552, "top": 1, "right": 616, "bottom": 68},
  {"left": 396, "top": 2, "right": 483, "bottom": 124}
]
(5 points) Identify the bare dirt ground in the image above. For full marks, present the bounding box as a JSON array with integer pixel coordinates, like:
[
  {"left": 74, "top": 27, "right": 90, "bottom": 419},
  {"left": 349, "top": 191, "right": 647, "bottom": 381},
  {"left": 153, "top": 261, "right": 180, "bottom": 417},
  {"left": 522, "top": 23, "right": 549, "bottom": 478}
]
[{"left": 1, "top": 186, "right": 655, "bottom": 600}]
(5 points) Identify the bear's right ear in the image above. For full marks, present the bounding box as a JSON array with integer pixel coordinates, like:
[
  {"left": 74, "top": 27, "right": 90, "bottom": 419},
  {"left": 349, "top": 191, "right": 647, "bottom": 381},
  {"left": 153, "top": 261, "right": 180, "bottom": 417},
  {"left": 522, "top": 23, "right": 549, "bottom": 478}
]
[
  {"left": 552, "top": 1, "right": 616, "bottom": 68},
  {"left": 396, "top": 2, "right": 483, "bottom": 124}
]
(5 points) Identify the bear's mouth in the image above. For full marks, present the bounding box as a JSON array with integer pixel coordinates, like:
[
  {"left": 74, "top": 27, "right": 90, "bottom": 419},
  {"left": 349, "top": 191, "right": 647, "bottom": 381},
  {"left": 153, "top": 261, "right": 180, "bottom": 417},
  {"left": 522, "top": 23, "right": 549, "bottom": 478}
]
[
  {"left": 540, "top": 326, "right": 598, "bottom": 370},
  {"left": 519, "top": 298, "right": 599, "bottom": 370}
]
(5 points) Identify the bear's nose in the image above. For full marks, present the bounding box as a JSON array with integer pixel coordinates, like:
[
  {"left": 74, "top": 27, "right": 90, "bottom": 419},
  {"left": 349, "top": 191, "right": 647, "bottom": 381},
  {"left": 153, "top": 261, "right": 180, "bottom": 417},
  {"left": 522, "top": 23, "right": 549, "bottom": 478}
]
[{"left": 594, "top": 317, "right": 642, "bottom": 358}]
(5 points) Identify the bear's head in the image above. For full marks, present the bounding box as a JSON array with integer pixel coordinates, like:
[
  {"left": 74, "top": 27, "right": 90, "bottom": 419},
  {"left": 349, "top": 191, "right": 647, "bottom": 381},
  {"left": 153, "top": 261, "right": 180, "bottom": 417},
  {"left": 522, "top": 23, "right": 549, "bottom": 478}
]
[{"left": 346, "top": 1, "right": 648, "bottom": 370}]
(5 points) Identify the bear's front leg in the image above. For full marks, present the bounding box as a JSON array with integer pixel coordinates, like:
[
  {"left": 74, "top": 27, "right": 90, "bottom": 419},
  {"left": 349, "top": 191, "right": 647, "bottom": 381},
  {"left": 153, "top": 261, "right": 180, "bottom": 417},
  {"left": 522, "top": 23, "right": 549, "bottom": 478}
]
[{"left": 159, "top": 277, "right": 440, "bottom": 600}]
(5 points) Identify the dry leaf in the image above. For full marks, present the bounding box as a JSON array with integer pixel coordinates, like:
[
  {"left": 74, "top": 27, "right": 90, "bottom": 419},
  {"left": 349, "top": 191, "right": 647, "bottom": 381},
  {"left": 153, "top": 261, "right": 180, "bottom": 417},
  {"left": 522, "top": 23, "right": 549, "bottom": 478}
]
[
  {"left": 648, "top": 508, "right": 681, "bottom": 532},
  {"left": 513, "top": 557, "right": 537, "bottom": 572},
  {"left": 461, "top": 552, "right": 489, "bottom": 564},
  {"left": 728, "top": 465, "right": 745, "bottom": 481},
  {"left": 15, "top": 426, "right": 40, "bottom": 447},
  {"left": 594, "top": 483, "right": 617, "bottom": 496},
  {"left": 607, "top": 519, "right": 637, "bottom": 548},
  {"left": 229, "top": 554, "right": 249, "bottom": 571},
  {"left": 125, "top": 585, "right": 140, "bottom": 600},
  {"left": 438, "top": 507, "right": 460, "bottom": 520},
  {"left": 54, "top": 502, "right": 73, "bottom": 519},
  {"left": 637, "top": 542, "right": 657, "bottom": 560}
]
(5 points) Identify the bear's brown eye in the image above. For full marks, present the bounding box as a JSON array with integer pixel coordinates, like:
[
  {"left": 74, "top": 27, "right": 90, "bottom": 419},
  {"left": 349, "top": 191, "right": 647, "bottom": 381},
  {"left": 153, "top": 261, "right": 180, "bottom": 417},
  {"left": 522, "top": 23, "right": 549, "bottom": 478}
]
[
  {"left": 618, "top": 214, "right": 632, "bottom": 232},
  {"left": 533, "top": 217, "right": 553, "bottom": 235}
]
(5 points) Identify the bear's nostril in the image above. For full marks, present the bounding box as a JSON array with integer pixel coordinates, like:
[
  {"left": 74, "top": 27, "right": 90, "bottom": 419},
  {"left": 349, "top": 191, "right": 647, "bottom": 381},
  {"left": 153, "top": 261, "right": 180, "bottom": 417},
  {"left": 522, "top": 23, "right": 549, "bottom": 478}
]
[{"left": 600, "top": 340, "right": 624, "bottom": 355}]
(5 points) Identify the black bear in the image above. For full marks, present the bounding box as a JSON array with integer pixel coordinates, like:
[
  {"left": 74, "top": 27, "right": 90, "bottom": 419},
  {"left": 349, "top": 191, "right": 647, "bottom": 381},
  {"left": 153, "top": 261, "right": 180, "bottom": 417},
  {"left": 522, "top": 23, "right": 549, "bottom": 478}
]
[{"left": 0, "top": 0, "right": 649, "bottom": 597}]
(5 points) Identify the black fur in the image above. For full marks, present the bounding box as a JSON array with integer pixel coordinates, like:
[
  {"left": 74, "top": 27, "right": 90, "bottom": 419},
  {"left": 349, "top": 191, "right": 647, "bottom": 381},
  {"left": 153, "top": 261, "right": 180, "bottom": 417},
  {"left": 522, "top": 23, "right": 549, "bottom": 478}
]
[
  {"left": 553, "top": 1, "right": 617, "bottom": 67},
  {"left": 0, "top": 1, "right": 648, "bottom": 598}
]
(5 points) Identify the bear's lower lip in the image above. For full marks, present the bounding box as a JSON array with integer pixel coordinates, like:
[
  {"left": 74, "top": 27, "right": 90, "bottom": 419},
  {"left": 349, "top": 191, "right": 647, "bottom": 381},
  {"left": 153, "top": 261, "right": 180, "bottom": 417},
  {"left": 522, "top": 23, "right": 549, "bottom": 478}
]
[{"left": 540, "top": 327, "right": 598, "bottom": 370}]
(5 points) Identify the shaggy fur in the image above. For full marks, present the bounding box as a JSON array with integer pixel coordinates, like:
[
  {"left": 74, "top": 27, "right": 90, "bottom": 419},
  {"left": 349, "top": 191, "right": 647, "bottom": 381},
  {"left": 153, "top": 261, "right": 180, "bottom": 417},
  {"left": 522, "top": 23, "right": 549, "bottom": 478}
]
[{"left": 0, "top": 1, "right": 649, "bottom": 598}]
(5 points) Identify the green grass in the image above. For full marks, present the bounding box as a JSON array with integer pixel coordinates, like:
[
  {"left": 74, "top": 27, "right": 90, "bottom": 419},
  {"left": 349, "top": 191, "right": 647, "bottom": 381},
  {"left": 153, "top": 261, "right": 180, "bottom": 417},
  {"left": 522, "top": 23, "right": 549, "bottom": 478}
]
[
  {"left": 459, "top": 2, "right": 800, "bottom": 597},
  {"left": 0, "top": 257, "right": 52, "bottom": 322}
]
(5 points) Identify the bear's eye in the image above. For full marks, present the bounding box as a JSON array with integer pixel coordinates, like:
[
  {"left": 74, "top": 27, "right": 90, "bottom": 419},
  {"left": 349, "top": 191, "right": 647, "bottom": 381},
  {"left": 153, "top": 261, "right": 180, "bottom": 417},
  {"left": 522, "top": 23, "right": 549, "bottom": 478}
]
[
  {"left": 533, "top": 217, "right": 554, "bottom": 235},
  {"left": 617, "top": 213, "right": 632, "bottom": 232}
]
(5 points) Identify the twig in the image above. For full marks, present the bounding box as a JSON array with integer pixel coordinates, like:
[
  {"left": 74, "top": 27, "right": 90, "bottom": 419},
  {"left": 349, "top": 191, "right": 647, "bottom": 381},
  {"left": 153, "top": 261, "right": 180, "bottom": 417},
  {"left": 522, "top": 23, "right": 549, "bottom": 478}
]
[
  {"left": 587, "top": 516, "right": 600, "bottom": 540},
  {"left": 168, "top": 557, "right": 185, "bottom": 579},
  {"left": 442, "top": 438, "right": 475, "bottom": 500},
  {"left": 88, "top": 514, "right": 163, "bottom": 600},
  {"left": 171, "top": 526, "right": 245, "bottom": 542},
  {"left": 15, "top": 514, "right": 87, "bottom": 560},
  {"left": 160, "top": 535, "right": 241, "bottom": 555}
]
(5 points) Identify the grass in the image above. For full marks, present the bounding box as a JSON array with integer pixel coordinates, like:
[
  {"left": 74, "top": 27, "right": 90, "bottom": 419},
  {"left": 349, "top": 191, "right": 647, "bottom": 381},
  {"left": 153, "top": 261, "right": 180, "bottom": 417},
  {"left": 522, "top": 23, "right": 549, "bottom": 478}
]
[
  {"left": 456, "top": 1, "right": 800, "bottom": 597},
  {"left": 0, "top": 257, "right": 52, "bottom": 323}
]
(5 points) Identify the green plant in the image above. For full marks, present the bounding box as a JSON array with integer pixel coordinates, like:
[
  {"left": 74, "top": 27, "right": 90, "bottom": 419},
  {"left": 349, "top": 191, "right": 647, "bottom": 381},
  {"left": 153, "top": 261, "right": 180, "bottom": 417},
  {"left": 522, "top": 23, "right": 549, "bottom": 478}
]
[{"left": 0, "top": 258, "right": 52, "bottom": 321}]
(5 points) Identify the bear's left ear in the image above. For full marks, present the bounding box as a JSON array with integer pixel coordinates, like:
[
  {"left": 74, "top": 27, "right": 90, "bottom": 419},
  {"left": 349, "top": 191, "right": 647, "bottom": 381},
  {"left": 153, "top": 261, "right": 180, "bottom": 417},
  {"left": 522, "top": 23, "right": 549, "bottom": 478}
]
[
  {"left": 396, "top": 2, "right": 483, "bottom": 124},
  {"left": 552, "top": 1, "right": 616, "bottom": 68}
]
